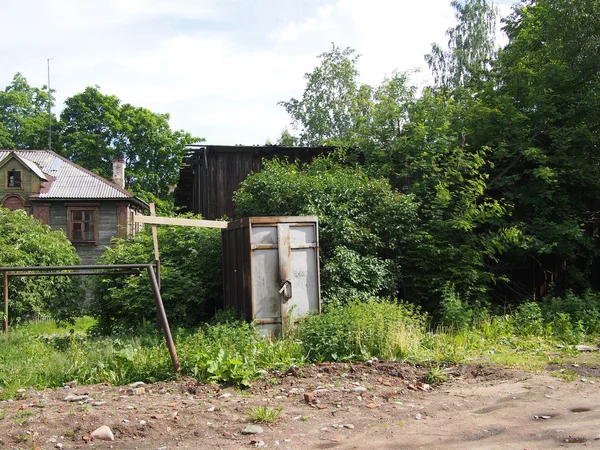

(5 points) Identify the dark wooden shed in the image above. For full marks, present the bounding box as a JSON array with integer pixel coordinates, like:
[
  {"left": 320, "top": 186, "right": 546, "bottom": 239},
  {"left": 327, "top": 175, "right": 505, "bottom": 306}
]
[{"left": 174, "top": 145, "right": 332, "bottom": 220}]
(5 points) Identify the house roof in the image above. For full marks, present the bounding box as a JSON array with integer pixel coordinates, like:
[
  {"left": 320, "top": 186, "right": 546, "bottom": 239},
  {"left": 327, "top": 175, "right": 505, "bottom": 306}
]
[
  {"left": 0, "top": 152, "right": 48, "bottom": 181},
  {"left": 0, "top": 150, "right": 146, "bottom": 207}
]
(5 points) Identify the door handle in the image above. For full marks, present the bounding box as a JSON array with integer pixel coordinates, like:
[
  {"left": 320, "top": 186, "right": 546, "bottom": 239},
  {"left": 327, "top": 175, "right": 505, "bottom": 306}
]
[{"left": 279, "top": 279, "right": 292, "bottom": 299}]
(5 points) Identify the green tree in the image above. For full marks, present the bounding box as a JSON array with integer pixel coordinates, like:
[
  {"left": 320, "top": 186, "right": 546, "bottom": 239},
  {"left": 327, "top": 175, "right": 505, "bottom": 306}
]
[
  {"left": 234, "top": 157, "right": 419, "bottom": 304},
  {"left": 59, "top": 86, "right": 121, "bottom": 178},
  {"left": 59, "top": 86, "right": 198, "bottom": 197},
  {"left": 279, "top": 44, "right": 369, "bottom": 146},
  {"left": 483, "top": 0, "right": 600, "bottom": 293},
  {"left": 425, "top": 0, "right": 499, "bottom": 92},
  {"left": 0, "top": 73, "right": 57, "bottom": 149},
  {"left": 0, "top": 207, "right": 81, "bottom": 321}
]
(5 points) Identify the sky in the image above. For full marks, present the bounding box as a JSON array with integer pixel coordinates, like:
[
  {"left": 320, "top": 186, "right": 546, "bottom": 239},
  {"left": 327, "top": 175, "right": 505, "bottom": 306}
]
[{"left": 0, "top": 0, "right": 515, "bottom": 146}]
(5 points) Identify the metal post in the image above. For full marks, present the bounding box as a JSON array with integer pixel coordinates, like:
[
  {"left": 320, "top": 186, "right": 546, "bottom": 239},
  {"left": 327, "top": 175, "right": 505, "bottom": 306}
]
[
  {"left": 3, "top": 270, "right": 8, "bottom": 335},
  {"left": 147, "top": 265, "right": 180, "bottom": 373}
]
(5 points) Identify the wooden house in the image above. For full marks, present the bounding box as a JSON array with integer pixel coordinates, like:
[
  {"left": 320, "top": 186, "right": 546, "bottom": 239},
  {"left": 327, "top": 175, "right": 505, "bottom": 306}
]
[{"left": 0, "top": 150, "right": 147, "bottom": 264}]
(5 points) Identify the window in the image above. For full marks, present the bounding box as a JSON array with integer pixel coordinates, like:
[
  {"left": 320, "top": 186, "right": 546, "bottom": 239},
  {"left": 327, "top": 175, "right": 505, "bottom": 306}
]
[
  {"left": 67, "top": 205, "right": 99, "bottom": 244},
  {"left": 7, "top": 170, "right": 21, "bottom": 188}
]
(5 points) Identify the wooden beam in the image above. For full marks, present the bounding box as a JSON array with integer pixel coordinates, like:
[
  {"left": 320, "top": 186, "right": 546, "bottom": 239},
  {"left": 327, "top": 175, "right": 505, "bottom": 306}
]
[
  {"left": 149, "top": 203, "right": 160, "bottom": 261},
  {"left": 134, "top": 215, "right": 228, "bottom": 229}
]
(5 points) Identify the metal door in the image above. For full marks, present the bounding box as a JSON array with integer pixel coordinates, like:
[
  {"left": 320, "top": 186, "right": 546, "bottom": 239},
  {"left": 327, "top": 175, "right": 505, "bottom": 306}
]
[{"left": 251, "top": 222, "right": 320, "bottom": 335}]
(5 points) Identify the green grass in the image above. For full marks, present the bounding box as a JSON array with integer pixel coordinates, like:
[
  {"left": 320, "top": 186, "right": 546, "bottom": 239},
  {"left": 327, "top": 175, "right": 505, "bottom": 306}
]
[
  {"left": 247, "top": 405, "right": 282, "bottom": 423},
  {"left": 1, "top": 304, "right": 599, "bottom": 400}
]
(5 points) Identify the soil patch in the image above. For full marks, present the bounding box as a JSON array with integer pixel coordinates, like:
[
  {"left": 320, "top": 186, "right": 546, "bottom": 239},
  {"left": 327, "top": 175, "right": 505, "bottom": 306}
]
[{"left": 1, "top": 360, "right": 599, "bottom": 449}]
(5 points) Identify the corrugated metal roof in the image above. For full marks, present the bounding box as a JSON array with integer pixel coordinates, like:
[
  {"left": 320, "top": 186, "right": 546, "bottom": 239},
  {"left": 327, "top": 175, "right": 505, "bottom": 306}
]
[{"left": 0, "top": 150, "right": 134, "bottom": 200}]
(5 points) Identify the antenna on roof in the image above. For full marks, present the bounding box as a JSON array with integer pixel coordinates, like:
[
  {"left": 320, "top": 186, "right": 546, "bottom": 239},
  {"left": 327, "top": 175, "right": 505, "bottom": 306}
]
[{"left": 47, "top": 58, "right": 53, "bottom": 151}]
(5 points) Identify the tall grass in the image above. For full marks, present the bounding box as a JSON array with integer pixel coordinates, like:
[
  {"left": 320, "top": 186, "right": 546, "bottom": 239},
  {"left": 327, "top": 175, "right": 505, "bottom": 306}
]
[{"left": 1, "top": 298, "right": 599, "bottom": 399}]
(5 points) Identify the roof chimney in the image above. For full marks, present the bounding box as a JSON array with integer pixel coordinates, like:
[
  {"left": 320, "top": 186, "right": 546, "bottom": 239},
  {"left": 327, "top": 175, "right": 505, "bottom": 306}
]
[{"left": 112, "top": 157, "right": 125, "bottom": 189}]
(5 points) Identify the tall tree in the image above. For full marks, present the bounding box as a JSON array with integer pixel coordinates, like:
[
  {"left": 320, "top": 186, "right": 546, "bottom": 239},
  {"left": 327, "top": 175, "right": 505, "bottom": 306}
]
[
  {"left": 0, "top": 73, "right": 57, "bottom": 149},
  {"left": 279, "top": 44, "right": 367, "bottom": 146},
  {"left": 60, "top": 86, "right": 198, "bottom": 197},
  {"left": 483, "top": 0, "right": 600, "bottom": 293},
  {"left": 425, "top": 0, "right": 499, "bottom": 93},
  {"left": 59, "top": 86, "right": 122, "bottom": 178}
]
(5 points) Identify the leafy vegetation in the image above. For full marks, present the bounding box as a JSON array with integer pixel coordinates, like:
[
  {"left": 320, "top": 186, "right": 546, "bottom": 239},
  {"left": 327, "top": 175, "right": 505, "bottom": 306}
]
[
  {"left": 0, "top": 207, "right": 81, "bottom": 322},
  {"left": 89, "top": 217, "right": 223, "bottom": 333},
  {"left": 235, "top": 157, "right": 418, "bottom": 305},
  {"left": 2, "top": 298, "right": 599, "bottom": 400},
  {"left": 247, "top": 405, "right": 282, "bottom": 424}
]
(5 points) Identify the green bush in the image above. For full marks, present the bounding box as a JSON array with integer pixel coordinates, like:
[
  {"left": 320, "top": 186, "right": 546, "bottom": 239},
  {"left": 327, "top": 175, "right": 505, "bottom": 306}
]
[
  {"left": 438, "top": 284, "right": 473, "bottom": 330},
  {"left": 178, "top": 311, "right": 303, "bottom": 386},
  {"left": 0, "top": 207, "right": 81, "bottom": 322},
  {"left": 234, "top": 157, "right": 419, "bottom": 305},
  {"left": 90, "top": 217, "right": 223, "bottom": 333},
  {"left": 295, "top": 300, "right": 426, "bottom": 362},
  {"left": 541, "top": 291, "right": 600, "bottom": 336}
]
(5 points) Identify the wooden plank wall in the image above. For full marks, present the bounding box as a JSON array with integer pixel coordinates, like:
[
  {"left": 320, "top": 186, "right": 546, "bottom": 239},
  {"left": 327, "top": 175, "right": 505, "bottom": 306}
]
[{"left": 189, "top": 146, "right": 329, "bottom": 220}]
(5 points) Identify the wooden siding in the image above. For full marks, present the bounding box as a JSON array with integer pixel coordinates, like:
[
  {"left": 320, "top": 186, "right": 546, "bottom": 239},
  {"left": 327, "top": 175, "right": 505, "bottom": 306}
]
[
  {"left": 176, "top": 145, "right": 332, "bottom": 220},
  {"left": 48, "top": 201, "right": 122, "bottom": 265}
]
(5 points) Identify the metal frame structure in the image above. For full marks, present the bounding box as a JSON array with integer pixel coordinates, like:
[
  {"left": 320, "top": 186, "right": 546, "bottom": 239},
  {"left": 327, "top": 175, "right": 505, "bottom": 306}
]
[{"left": 1, "top": 263, "right": 180, "bottom": 373}]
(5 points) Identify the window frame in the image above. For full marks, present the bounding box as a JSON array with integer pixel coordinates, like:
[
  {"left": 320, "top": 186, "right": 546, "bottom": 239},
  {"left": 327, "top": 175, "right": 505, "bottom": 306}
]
[
  {"left": 6, "top": 169, "right": 22, "bottom": 189},
  {"left": 66, "top": 204, "right": 99, "bottom": 245}
]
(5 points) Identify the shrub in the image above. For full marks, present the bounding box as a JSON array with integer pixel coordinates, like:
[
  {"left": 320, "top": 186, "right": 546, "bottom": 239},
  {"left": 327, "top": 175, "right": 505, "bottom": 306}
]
[
  {"left": 234, "top": 157, "right": 419, "bottom": 305},
  {"left": 90, "top": 217, "right": 223, "bottom": 333},
  {"left": 295, "top": 300, "right": 426, "bottom": 362},
  {"left": 0, "top": 207, "right": 81, "bottom": 322},
  {"left": 541, "top": 291, "right": 600, "bottom": 336},
  {"left": 512, "top": 302, "right": 544, "bottom": 336},
  {"left": 438, "top": 284, "right": 473, "bottom": 330}
]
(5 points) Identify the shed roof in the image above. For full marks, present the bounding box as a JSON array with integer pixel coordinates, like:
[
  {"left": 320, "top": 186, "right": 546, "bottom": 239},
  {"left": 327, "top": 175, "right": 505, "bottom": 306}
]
[{"left": 0, "top": 150, "right": 145, "bottom": 206}]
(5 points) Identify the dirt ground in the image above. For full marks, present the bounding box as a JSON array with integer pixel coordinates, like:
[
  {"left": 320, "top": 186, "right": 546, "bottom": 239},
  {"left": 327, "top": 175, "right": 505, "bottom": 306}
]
[{"left": 1, "top": 354, "right": 600, "bottom": 450}]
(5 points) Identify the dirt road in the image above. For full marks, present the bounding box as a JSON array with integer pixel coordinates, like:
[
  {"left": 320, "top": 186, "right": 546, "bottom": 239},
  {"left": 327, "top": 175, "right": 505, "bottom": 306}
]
[{"left": 1, "top": 358, "right": 599, "bottom": 449}]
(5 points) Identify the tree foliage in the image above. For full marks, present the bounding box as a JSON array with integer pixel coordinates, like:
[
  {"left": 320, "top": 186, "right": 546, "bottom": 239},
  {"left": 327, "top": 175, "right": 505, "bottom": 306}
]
[
  {"left": 90, "top": 219, "right": 222, "bottom": 333},
  {"left": 0, "top": 208, "right": 81, "bottom": 321},
  {"left": 0, "top": 73, "right": 57, "bottom": 149},
  {"left": 59, "top": 86, "right": 199, "bottom": 197},
  {"left": 279, "top": 44, "right": 368, "bottom": 146},
  {"left": 234, "top": 157, "right": 419, "bottom": 304}
]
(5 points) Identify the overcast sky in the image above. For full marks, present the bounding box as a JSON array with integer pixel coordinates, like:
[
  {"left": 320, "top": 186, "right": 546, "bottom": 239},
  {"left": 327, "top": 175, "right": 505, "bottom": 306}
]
[{"left": 0, "top": 0, "right": 514, "bottom": 145}]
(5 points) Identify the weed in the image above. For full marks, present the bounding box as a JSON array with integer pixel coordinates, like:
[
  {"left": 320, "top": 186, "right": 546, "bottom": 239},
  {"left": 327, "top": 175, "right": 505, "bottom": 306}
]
[
  {"left": 552, "top": 370, "right": 578, "bottom": 382},
  {"left": 247, "top": 405, "right": 282, "bottom": 423},
  {"left": 425, "top": 366, "right": 449, "bottom": 384}
]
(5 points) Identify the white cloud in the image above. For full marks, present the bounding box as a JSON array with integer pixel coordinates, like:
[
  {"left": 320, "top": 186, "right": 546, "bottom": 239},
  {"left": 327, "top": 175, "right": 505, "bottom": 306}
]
[{"left": 0, "top": 0, "right": 518, "bottom": 145}]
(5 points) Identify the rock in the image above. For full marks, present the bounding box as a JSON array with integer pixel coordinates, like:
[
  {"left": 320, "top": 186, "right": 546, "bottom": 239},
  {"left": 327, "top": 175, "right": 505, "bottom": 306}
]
[
  {"left": 415, "top": 413, "right": 422, "bottom": 420},
  {"left": 343, "top": 424, "right": 355, "bottom": 429},
  {"left": 139, "top": 420, "right": 147, "bottom": 425},
  {"left": 206, "top": 406, "right": 216, "bottom": 412},
  {"left": 64, "top": 380, "right": 78, "bottom": 388},
  {"left": 576, "top": 345, "right": 598, "bottom": 352},
  {"left": 304, "top": 392, "right": 314, "bottom": 403},
  {"left": 366, "top": 403, "right": 377, "bottom": 409},
  {"left": 242, "top": 425, "right": 264, "bottom": 435},
  {"left": 353, "top": 386, "right": 367, "bottom": 393},
  {"left": 130, "top": 381, "right": 145, "bottom": 388},
  {"left": 55, "top": 444, "right": 63, "bottom": 449},
  {"left": 91, "top": 425, "right": 115, "bottom": 441},
  {"left": 92, "top": 401, "right": 106, "bottom": 407},
  {"left": 65, "top": 395, "right": 90, "bottom": 402},
  {"left": 223, "top": 431, "right": 234, "bottom": 439},
  {"left": 218, "top": 393, "right": 232, "bottom": 399}
]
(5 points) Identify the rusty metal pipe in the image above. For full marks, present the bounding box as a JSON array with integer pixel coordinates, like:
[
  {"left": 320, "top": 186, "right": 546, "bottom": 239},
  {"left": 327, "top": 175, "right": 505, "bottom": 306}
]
[
  {"left": 0, "top": 264, "right": 153, "bottom": 271},
  {"left": 147, "top": 265, "right": 180, "bottom": 374},
  {"left": 3, "top": 270, "right": 7, "bottom": 335},
  {"left": 8, "top": 271, "right": 142, "bottom": 277}
]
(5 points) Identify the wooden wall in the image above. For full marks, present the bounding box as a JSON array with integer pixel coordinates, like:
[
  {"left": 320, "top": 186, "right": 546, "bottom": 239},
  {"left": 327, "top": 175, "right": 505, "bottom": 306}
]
[{"left": 176, "top": 146, "right": 331, "bottom": 220}]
